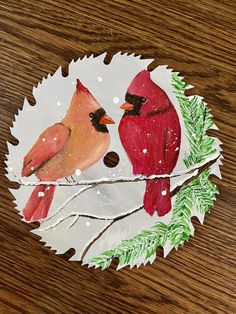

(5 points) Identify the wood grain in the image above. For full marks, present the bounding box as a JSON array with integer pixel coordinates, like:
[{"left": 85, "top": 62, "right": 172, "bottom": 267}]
[{"left": 0, "top": 0, "right": 235, "bottom": 313}]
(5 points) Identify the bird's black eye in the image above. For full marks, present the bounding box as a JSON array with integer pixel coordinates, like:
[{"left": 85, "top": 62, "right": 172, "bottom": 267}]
[
  {"left": 89, "top": 108, "right": 109, "bottom": 133},
  {"left": 125, "top": 93, "right": 146, "bottom": 106}
]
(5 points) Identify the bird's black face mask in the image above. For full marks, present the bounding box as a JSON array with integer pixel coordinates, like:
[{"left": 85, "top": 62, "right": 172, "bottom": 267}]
[
  {"left": 123, "top": 92, "right": 146, "bottom": 116},
  {"left": 89, "top": 108, "right": 109, "bottom": 133}
]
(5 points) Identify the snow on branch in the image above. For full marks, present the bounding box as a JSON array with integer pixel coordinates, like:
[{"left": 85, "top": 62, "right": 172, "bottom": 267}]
[{"left": 15, "top": 153, "right": 220, "bottom": 187}]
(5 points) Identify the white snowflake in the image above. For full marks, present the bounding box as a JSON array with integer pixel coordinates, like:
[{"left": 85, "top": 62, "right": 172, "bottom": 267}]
[
  {"left": 113, "top": 97, "right": 119, "bottom": 104},
  {"left": 75, "top": 169, "right": 81, "bottom": 176}
]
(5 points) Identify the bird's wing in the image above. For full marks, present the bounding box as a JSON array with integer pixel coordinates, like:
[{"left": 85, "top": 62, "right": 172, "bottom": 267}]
[
  {"left": 162, "top": 117, "right": 181, "bottom": 172},
  {"left": 22, "top": 123, "right": 71, "bottom": 177}
]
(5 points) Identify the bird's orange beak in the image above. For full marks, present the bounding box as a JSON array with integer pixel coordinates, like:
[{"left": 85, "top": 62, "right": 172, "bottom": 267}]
[
  {"left": 99, "top": 115, "right": 115, "bottom": 125},
  {"left": 120, "top": 102, "right": 134, "bottom": 111}
]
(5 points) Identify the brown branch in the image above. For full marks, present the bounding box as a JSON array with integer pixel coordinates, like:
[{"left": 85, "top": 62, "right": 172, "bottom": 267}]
[
  {"left": 16, "top": 153, "right": 220, "bottom": 187},
  {"left": 41, "top": 205, "right": 143, "bottom": 231},
  {"left": 80, "top": 205, "right": 143, "bottom": 260},
  {"left": 80, "top": 222, "right": 114, "bottom": 261},
  {"left": 170, "top": 155, "right": 220, "bottom": 197}
]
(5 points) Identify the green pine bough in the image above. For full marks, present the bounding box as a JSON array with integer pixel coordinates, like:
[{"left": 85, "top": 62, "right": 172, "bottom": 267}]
[
  {"left": 88, "top": 73, "right": 218, "bottom": 269},
  {"left": 168, "top": 168, "right": 218, "bottom": 249},
  {"left": 171, "top": 72, "right": 217, "bottom": 167}
]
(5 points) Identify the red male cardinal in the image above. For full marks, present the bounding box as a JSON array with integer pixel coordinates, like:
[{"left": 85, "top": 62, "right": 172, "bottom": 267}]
[
  {"left": 119, "top": 70, "right": 181, "bottom": 216},
  {"left": 22, "top": 80, "right": 115, "bottom": 222}
]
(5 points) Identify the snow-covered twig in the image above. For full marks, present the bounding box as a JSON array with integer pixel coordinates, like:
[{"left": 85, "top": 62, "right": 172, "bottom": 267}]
[
  {"left": 15, "top": 153, "right": 220, "bottom": 187},
  {"left": 42, "top": 204, "right": 143, "bottom": 232},
  {"left": 16, "top": 171, "right": 195, "bottom": 186}
]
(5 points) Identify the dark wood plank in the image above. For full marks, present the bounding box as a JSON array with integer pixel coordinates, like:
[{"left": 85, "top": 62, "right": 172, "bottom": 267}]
[{"left": 0, "top": 0, "right": 235, "bottom": 313}]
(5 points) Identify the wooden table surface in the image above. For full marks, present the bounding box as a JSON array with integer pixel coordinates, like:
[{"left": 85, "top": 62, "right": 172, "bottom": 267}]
[{"left": 0, "top": 1, "right": 235, "bottom": 313}]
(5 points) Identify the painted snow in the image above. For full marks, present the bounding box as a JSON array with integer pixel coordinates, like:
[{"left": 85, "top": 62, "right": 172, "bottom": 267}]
[{"left": 6, "top": 53, "right": 222, "bottom": 268}]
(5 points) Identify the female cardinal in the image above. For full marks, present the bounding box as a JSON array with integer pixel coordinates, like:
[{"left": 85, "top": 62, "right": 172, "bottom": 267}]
[
  {"left": 22, "top": 80, "right": 115, "bottom": 222},
  {"left": 119, "top": 70, "right": 181, "bottom": 216}
]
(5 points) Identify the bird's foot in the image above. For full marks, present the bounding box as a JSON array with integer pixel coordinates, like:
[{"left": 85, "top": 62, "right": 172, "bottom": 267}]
[
  {"left": 70, "top": 176, "right": 76, "bottom": 183},
  {"left": 65, "top": 177, "right": 71, "bottom": 183}
]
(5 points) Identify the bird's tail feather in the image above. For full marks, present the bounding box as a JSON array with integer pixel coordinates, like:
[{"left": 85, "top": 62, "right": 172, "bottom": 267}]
[
  {"left": 144, "top": 178, "right": 171, "bottom": 216},
  {"left": 22, "top": 184, "right": 56, "bottom": 222}
]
